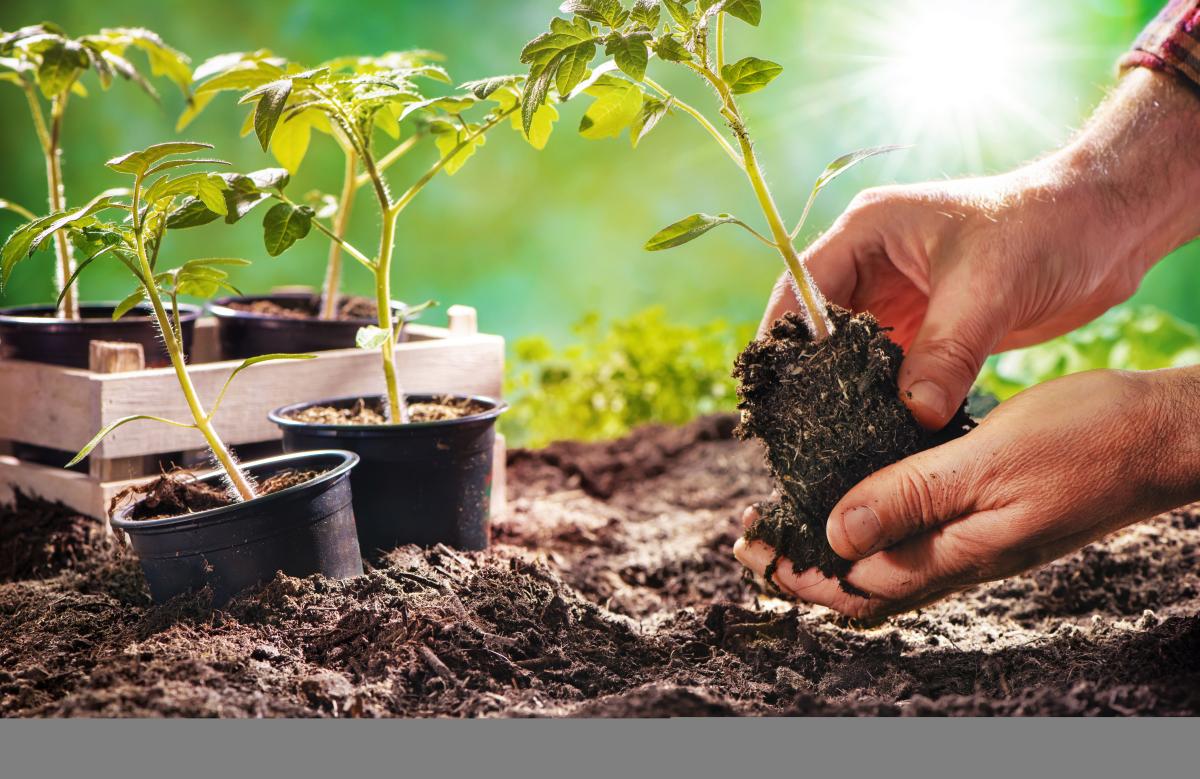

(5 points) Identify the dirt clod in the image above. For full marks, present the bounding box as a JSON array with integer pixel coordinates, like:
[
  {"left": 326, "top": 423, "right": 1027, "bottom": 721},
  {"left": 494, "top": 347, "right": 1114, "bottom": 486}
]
[{"left": 735, "top": 307, "right": 973, "bottom": 585}]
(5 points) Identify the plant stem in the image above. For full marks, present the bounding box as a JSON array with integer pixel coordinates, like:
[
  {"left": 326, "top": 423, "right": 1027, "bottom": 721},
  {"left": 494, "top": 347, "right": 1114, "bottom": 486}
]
[
  {"left": 358, "top": 133, "right": 421, "bottom": 188},
  {"left": 642, "top": 76, "right": 743, "bottom": 169},
  {"left": 43, "top": 95, "right": 79, "bottom": 320},
  {"left": 715, "top": 12, "right": 727, "bottom": 72},
  {"left": 318, "top": 149, "right": 358, "bottom": 320},
  {"left": 131, "top": 180, "right": 256, "bottom": 501},
  {"left": 373, "top": 209, "right": 406, "bottom": 423},
  {"left": 693, "top": 64, "right": 832, "bottom": 339}
]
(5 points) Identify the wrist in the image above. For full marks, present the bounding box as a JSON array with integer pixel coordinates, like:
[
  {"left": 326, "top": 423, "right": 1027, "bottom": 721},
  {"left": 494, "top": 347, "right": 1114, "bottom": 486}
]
[
  {"left": 1141, "top": 366, "right": 1200, "bottom": 507},
  {"left": 1054, "top": 70, "right": 1200, "bottom": 276}
]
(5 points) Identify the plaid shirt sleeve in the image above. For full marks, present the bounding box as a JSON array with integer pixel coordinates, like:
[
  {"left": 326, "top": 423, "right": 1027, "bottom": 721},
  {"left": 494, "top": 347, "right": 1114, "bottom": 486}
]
[{"left": 1120, "top": 0, "right": 1200, "bottom": 88}]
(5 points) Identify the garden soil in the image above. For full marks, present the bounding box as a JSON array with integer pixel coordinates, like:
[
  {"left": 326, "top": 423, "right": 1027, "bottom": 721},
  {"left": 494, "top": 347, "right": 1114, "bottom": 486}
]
[{"left": 2, "top": 415, "right": 1198, "bottom": 717}]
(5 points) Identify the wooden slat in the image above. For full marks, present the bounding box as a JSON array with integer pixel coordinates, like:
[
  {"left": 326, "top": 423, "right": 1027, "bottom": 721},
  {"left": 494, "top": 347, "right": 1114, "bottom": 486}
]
[
  {"left": 0, "top": 454, "right": 147, "bottom": 519},
  {"left": 90, "top": 334, "right": 505, "bottom": 458},
  {"left": 0, "top": 362, "right": 98, "bottom": 453}
]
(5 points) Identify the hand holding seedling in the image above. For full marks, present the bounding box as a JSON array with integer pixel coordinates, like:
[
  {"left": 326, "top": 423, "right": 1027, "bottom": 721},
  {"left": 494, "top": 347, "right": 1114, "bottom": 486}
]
[{"left": 739, "top": 69, "right": 1200, "bottom": 619}]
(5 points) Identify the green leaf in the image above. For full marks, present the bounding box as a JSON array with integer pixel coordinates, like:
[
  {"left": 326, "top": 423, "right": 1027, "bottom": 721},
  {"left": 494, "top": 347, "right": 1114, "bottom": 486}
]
[
  {"left": 662, "top": 0, "right": 692, "bottom": 26},
  {"left": 460, "top": 74, "right": 521, "bottom": 100},
  {"left": 27, "top": 195, "right": 122, "bottom": 256},
  {"left": 560, "top": 0, "right": 629, "bottom": 28},
  {"left": 111, "top": 287, "right": 146, "bottom": 320},
  {"left": 262, "top": 202, "right": 313, "bottom": 256},
  {"left": 207, "top": 353, "right": 316, "bottom": 419},
  {"left": 579, "top": 75, "right": 645, "bottom": 140},
  {"left": 813, "top": 145, "right": 907, "bottom": 190},
  {"left": 718, "top": 0, "right": 761, "bottom": 26},
  {"left": 35, "top": 39, "right": 88, "bottom": 98},
  {"left": 522, "top": 101, "right": 559, "bottom": 150},
  {"left": 107, "top": 141, "right": 214, "bottom": 175},
  {"left": 356, "top": 325, "right": 391, "bottom": 350},
  {"left": 67, "top": 414, "right": 196, "bottom": 467},
  {"left": 652, "top": 34, "right": 692, "bottom": 63},
  {"left": 720, "top": 57, "right": 782, "bottom": 94},
  {"left": 270, "top": 109, "right": 316, "bottom": 173},
  {"left": 144, "top": 158, "right": 231, "bottom": 176},
  {"left": 242, "top": 77, "right": 293, "bottom": 151},
  {"left": 605, "top": 31, "right": 651, "bottom": 82},
  {"left": 631, "top": 96, "right": 671, "bottom": 147},
  {"left": 520, "top": 16, "right": 597, "bottom": 133},
  {"left": 108, "top": 27, "right": 193, "bottom": 94},
  {"left": 434, "top": 126, "right": 488, "bottom": 175},
  {"left": 644, "top": 212, "right": 753, "bottom": 250},
  {"left": 631, "top": 0, "right": 662, "bottom": 29}
]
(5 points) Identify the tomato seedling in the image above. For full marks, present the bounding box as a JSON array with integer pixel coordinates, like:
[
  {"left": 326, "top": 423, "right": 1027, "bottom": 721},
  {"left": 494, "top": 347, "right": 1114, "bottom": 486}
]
[
  {"left": 173, "top": 55, "right": 556, "bottom": 421},
  {"left": 0, "top": 23, "right": 192, "bottom": 319},
  {"left": 1, "top": 141, "right": 313, "bottom": 501},
  {"left": 519, "top": 0, "right": 900, "bottom": 340}
]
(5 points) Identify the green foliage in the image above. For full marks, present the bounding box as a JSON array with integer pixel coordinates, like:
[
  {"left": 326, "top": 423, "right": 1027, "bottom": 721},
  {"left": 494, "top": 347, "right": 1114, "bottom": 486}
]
[
  {"left": 720, "top": 56, "right": 782, "bottom": 94},
  {"left": 504, "top": 307, "right": 754, "bottom": 448},
  {"left": 975, "top": 306, "right": 1200, "bottom": 400}
]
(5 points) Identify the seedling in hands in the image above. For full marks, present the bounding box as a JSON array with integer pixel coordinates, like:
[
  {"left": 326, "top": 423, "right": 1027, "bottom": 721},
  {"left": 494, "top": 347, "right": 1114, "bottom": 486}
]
[
  {"left": 519, "top": 0, "right": 900, "bottom": 340},
  {"left": 0, "top": 141, "right": 313, "bottom": 502},
  {"left": 173, "top": 55, "right": 557, "bottom": 422},
  {"left": 0, "top": 23, "right": 192, "bottom": 319}
]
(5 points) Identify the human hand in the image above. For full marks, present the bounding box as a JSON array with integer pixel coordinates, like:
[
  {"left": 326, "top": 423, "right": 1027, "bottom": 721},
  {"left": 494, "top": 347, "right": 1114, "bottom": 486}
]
[
  {"left": 734, "top": 368, "right": 1200, "bottom": 622},
  {"left": 762, "top": 69, "right": 1200, "bottom": 431}
]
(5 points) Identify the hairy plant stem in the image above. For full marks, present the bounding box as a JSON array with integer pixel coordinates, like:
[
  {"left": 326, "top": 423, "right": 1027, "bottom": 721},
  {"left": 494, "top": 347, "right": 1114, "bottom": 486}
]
[
  {"left": 318, "top": 149, "right": 358, "bottom": 320},
  {"left": 31, "top": 91, "right": 80, "bottom": 320},
  {"left": 690, "top": 57, "right": 832, "bottom": 340},
  {"left": 353, "top": 107, "right": 518, "bottom": 423},
  {"left": 131, "top": 179, "right": 256, "bottom": 501}
]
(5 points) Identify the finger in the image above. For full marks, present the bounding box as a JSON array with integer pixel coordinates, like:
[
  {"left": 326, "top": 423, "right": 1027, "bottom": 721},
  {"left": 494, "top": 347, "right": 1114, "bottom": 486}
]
[
  {"left": 826, "top": 433, "right": 984, "bottom": 561},
  {"left": 897, "top": 274, "right": 1011, "bottom": 429},
  {"left": 758, "top": 273, "right": 800, "bottom": 337},
  {"left": 741, "top": 506, "right": 759, "bottom": 531}
]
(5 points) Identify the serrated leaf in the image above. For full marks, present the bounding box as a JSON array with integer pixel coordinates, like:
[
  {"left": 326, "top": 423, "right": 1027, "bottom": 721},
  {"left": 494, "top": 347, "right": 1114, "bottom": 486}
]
[
  {"left": 520, "top": 16, "right": 596, "bottom": 133},
  {"left": 560, "top": 0, "right": 629, "bottom": 28},
  {"left": 460, "top": 74, "right": 521, "bottom": 100},
  {"left": 107, "top": 141, "right": 213, "bottom": 175},
  {"left": 35, "top": 39, "right": 89, "bottom": 98},
  {"left": 270, "top": 109, "right": 314, "bottom": 173},
  {"left": 435, "top": 127, "right": 487, "bottom": 176},
  {"left": 644, "top": 212, "right": 750, "bottom": 250},
  {"left": 244, "top": 77, "right": 292, "bottom": 151},
  {"left": 631, "top": 0, "right": 661, "bottom": 28},
  {"left": 144, "top": 158, "right": 231, "bottom": 177},
  {"left": 522, "top": 101, "right": 559, "bottom": 150},
  {"left": 579, "top": 75, "right": 645, "bottom": 140},
  {"left": 262, "top": 202, "right": 313, "bottom": 256},
  {"left": 605, "top": 31, "right": 651, "bottom": 82},
  {"left": 720, "top": 0, "right": 762, "bottom": 26},
  {"left": 652, "top": 34, "right": 692, "bottom": 63},
  {"left": 631, "top": 96, "right": 671, "bottom": 147},
  {"left": 356, "top": 325, "right": 390, "bottom": 350},
  {"left": 662, "top": 0, "right": 692, "bottom": 26},
  {"left": 720, "top": 56, "right": 781, "bottom": 94}
]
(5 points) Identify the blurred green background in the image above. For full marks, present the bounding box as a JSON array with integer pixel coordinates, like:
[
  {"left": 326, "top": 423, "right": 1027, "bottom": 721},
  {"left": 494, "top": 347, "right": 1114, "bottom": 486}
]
[{"left": 3, "top": 1, "right": 1198, "bottom": 444}]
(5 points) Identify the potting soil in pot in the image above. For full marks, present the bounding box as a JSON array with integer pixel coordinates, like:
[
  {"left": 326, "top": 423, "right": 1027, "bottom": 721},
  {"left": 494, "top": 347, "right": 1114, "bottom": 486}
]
[
  {"left": 119, "top": 469, "right": 327, "bottom": 520},
  {"left": 734, "top": 306, "right": 974, "bottom": 587},
  {"left": 226, "top": 295, "right": 377, "bottom": 321}
]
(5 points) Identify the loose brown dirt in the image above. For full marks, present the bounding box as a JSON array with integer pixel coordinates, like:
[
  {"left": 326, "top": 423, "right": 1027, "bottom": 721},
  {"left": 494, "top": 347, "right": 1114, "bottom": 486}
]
[
  {"left": 227, "top": 296, "right": 377, "bottom": 321},
  {"left": 2, "top": 416, "right": 1197, "bottom": 717},
  {"left": 286, "top": 397, "right": 488, "bottom": 426}
]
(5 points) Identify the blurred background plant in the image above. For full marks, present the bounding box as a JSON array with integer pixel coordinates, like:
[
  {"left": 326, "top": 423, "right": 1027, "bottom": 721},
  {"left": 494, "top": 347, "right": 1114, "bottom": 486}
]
[{"left": 2, "top": 0, "right": 1198, "bottom": 446}]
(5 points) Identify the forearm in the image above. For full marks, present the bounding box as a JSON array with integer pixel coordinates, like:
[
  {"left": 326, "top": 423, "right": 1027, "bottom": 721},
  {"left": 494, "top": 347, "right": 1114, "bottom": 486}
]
[{"left": 1050, "top": 69, "right": 1200, "bottom": 276}]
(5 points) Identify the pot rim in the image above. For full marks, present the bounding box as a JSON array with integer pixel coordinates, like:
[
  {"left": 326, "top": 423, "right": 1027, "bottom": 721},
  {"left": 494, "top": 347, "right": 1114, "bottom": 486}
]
[
  {"left": 268, "top": 393, "right": 508, "bottom": 433},
  {"left": 208, "top": 293, "right": 409, "bottom": 324},
  {"left": 0, "top": 301, "right": 203, "bottom": 326},
  {"left": 109, "top": 449, "right": 359, "bottom": 532}
]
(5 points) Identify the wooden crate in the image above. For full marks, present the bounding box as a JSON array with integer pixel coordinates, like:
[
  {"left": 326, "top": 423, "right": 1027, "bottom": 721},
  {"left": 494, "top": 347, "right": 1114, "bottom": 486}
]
[{"left": 0, "top": 305, "right": 506, "bottom": 518}]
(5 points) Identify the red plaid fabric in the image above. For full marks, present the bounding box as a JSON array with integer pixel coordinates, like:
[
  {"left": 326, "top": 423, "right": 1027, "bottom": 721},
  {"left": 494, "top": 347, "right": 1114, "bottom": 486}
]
[{"left": 1120, "top": 0, "right": 1200, "bottom": 88}]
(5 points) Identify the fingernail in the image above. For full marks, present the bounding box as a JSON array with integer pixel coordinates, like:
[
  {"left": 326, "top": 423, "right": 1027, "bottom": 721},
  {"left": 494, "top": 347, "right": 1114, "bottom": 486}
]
[
  {"left": 839, "top": 506, "right": 883, "bottom": 556},
  {"left": 905, "top": 380, "right": 950, "bottom": 424}
]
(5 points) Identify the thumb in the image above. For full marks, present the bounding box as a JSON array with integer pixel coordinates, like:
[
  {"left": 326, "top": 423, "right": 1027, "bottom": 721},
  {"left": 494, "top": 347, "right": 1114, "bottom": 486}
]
[
  {"left": 898, "top": 287, "right": 1008, "bottom": 429},
  {"left": 826, "top": 437, "right": 978, "bottom": 561}
]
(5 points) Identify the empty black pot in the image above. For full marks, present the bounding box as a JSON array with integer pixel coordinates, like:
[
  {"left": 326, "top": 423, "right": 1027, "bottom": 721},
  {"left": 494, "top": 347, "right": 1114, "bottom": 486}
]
[
  {"left": 269, "top": 395, "right": 506, "bottom": 556},
  {"left": 110, "top": 450, "right": 363, "bottom": 605},
  {"left": 210, "top": 293, "right": 406, "bottom": 359},
  {"left": 0, "top": 301, "right": 201, "bottom": 368}
]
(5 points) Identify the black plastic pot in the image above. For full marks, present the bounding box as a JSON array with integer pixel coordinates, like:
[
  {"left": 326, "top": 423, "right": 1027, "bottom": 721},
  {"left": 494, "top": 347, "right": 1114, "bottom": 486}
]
[
  {"left": 269, "top": 395, "right": 506, "bottom": 556},
  {"left": 110, "top": 450, "right": 363, "bottom": 605},
  {"left": 0, "top": 301, "right": 202, "bottom": 368},
  {"left": 210, "top": 293, "right": 406, "bottom": 359}
]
